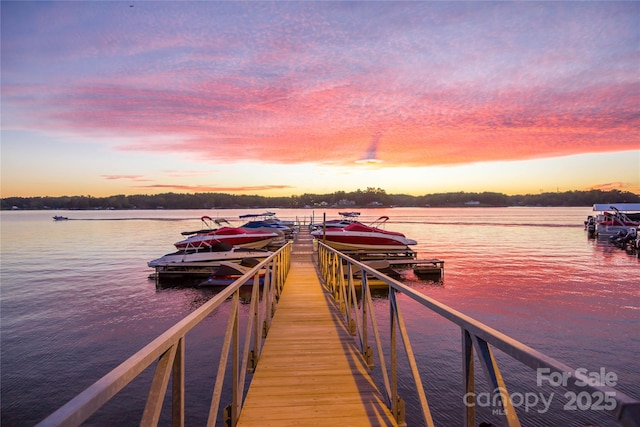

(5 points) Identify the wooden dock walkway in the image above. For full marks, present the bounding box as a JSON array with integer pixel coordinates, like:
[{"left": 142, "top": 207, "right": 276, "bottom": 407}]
[{"left": 237, "top": 228, "right": 398, "bottom": 426}]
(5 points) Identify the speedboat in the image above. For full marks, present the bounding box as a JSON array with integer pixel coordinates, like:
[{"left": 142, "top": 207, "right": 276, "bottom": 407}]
[
  {"left": 239, "top": 212, "right": 293, "bottom": 226},
  {"left": 198, "top": 258, "right": 266, "bottom": 287},
  {"left": 148, "top": 242, "right": 271, "bottom": 268},
  {"left": 310, "top": 212, "right": 360, "bottom": 230},
  {"left": 174, "top": 226, "right": 279, "bottom": 250},
  {"left": 310, "top": 216, "right": 417, "bottom": 251},
  {"left": 239, "top": 212, "right": 295, "bottom": 240},
  {"left": 180, "top": 216, "right": 231, "bottom": 236},
  {"left": 53, "top": 215, "right": 69, "bottom": 221},
  {"left": 591, "top": 204, "right": 640, "bottom": 236}
]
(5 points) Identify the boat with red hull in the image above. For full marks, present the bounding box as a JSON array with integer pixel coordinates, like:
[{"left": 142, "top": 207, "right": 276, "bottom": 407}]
[
  {"left": 174, "top": 226, "right": 279, "bottom": 250},
  {"left": 310, "top": 216, "right": 417, "bottom": 251}
]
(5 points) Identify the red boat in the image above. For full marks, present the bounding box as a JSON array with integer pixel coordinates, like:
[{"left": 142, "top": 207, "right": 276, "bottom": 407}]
[
  {"left": 310, "top": 216, "right": 417, "bottom": 251},
  {"left": 174, "top": 226, "right": 279, "bottom": 250}
]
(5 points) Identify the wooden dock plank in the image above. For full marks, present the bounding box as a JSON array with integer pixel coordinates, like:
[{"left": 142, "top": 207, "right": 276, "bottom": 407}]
[{"left": 237, "top": 230, "right": 397, "bottom": 426}]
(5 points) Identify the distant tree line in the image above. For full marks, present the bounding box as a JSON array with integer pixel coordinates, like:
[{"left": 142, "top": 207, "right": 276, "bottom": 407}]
[{"left": 2, "top": 188, "right": 639, "bottom": 210}]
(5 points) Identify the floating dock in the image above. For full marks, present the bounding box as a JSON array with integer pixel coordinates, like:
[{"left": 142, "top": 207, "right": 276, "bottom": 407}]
[{"left": 150, "top": 262, "right": 227, "bottom": 286}]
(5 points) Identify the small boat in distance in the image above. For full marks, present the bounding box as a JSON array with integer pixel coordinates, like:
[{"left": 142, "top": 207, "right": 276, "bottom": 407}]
[
  {"left": 310, "top": 216, "right": 417, "bottom": 251},
  {"left": 53, "top": 216, "right": 69, "bottom": 221}
]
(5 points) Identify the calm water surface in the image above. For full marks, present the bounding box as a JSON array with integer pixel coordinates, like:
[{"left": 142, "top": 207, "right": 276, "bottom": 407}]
[{"left": 1, "top": 207, "right": 638, "bottom": 426}]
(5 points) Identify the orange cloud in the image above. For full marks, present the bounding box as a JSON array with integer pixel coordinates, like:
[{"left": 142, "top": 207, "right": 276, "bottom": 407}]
[
  {"left": 135, "top": 184, "right": 294, "bottom": 193},
  {"left": 588, "top": 182, "right": 635, "bottom": 192}
]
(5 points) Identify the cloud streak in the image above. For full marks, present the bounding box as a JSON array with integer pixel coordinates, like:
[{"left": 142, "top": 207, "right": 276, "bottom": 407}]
[
  {"left": 136, "top": 184, "right": 294, "bottom": 193},
  {"left": 102, "top": 175, "right": 150, "bottom": 182}
]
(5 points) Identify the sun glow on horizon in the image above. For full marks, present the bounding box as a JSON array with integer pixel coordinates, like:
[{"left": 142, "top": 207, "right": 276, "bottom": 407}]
[{"left": 3, "top": 151, "right": 637, "bottom": 199}]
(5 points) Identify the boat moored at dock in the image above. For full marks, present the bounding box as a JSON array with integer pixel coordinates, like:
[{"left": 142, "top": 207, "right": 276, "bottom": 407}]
[
  {"left": 589, "top": 203, "right": 640, "bottom": 236},
  {"left": 239, "top": 212, "right": 297, "bottom": 240},
  {"left": 174, "top": 226, "right": 279, "bottom": 250},
  {"left": 173, "top": 215, "right": 281, "bottom": 250},
  {"left": 309, "top": 211, "right": 361, "bottom": 230},
  {"left": 310, "top": 215, "right": 417, "bottom": 251},
  {"left": 148, "top": 242, "right": 272, "bottom": 268}
]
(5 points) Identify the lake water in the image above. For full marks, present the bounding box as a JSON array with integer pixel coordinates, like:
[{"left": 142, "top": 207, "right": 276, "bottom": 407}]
[{"left": 1, "top": 207, "right": 638, "bottom": 426}]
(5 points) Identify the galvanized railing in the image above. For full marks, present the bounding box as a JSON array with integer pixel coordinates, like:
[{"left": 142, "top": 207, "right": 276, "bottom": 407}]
[
  {"left": 37, "top": 242, "right": 292, "bottom": 427},
  {"left": 316, "top": 242, "right": 640, "bottom": 427}
]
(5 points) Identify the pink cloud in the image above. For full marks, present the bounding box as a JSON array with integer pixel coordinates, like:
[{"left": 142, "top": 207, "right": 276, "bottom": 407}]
[
  {"left": 102, "top": 175, "right": 150, "bottom": 182},
  {"left": 587, "top": 182, "right": 633, "bottom": 192},
  {"left": 6, "top": 74, "right": 638, "bottom": 169},
  {"left": 2, "top": 1, "right": 638, "bottom": 170}
]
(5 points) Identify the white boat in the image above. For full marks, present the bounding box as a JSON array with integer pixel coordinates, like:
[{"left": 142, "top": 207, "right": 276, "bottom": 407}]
[
  {"left": 310, "top": 216, "right": 417, "bottom": 251},
  {"left": 591, "top": 204, "right": 640, "bottom": 236},
  {"left": 148, "top": 243, "right": 271, "bottom": 268}
]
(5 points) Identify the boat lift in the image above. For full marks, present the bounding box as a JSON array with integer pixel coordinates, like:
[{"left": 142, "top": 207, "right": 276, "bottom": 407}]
[{"left": 339, "top": 249, "right": 444, "bottom": 280}]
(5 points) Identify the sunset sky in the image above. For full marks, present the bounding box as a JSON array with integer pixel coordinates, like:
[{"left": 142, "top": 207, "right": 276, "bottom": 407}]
[{"left": 1, "top": 1, "right": 639, "bottom": 198}]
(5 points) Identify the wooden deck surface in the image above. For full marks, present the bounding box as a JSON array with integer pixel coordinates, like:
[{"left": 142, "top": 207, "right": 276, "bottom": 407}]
[{"left": 237, "top": 229, "right": 398, "bottom": 426}]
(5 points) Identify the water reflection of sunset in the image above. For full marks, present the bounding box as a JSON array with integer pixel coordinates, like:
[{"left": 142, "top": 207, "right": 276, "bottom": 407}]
[{"left": 1, "top": 207, "right": 638, "bottom": 426}]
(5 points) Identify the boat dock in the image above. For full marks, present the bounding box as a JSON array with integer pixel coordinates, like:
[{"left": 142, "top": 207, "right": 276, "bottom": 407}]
[
  {"left": 237, "top": 229, "right": 397, "bottom": 426},
  {"left": 37, "top": 229, "right": 640, "bottom": 427},
  {"left": 151, "top": 262, "right": 243, "bottom": 283},
  {"left": 152, "top": 238, "right": 444, "bottom": 286}
]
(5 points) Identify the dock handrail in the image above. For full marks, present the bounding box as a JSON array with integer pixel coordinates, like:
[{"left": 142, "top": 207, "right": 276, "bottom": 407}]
[
  {"left": 316, "top": 242, "right": 640, "bottom": 427},
  {"left": 37, "top": 241, "right": 292, "bottom": 427}
]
